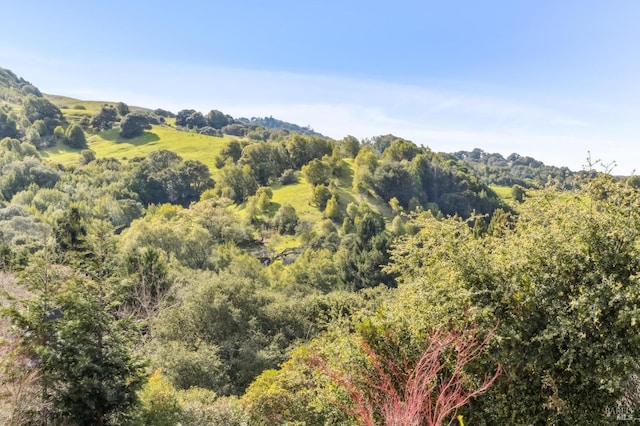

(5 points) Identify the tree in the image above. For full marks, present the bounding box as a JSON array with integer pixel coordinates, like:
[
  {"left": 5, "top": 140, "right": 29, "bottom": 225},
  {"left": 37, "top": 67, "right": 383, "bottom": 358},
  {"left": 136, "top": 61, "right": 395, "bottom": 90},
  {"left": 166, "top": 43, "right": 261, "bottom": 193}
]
[
  {"left": 53, "top": 125, "right": 66, "bottom": 141},
  {"left": 119, "top": 113, "right": 150, "bottom": 139},
  {"left": 205, "top": 109, "right": 231, "bottom": 129},
  {"left": 216, "top": 163, "right": 258, "bottom": 203},
  {"left": 510, "top": 184, "right": 525, "bottom": 203},
  {"left": 185, "top": 111, "right": 206, "bottom": 129},
  {"left": 151, "top": 267, "right": 280, "bottom": 395},
  {"left": 386, "top": 177, "right": 640, "bottom": 423},
  {"left": 122, "top": 247, "right": 172, "bottom": 323},
  {"left": 302, "top": 158, "right": 331, "bottom": 186},
  {"left": 324, "top": 196, "right": 341, "bottom": 220},
  {"left": 116, "top": 102, "right": 130, "bottom": 116},
  {"left": 381, "top": 138, "right": 421, "bottom": 162},
  {"left": 64, "top": 124, "right": 87, "bottom": 148},
  {"left": 0, "top": 111, "right": 18, "bottom": 139},
  {"left": 22, "top": 96, "right": 62, "bottom": 127},
  {"left": 175, "top": 109, "right": 196, "bottom": 127},
  {"left": 272, "top": 204, "right": 298, "bottom": 235},
  {"left": 373, "top": 161, "right": 417, "bottom": 207},
  {"left": 54, "top": 206, "right": 88, "bottom": 259},
  {"left": 6, "top": 252, "right": 146, "bottom": 425},
  {"left": 91, "top": 106, "right": 118, "bottom": 131},
  {"left": 310, "top": 323, "right": 500, "bottom": 426},
  {"left": 256, "top": 187, "right": 273, "bottom": 212},
  {"left": 215, "top": 140, "right": 243, "bottom": 168},
  {"left": 339, "top": 135, "right": 360, "bottom": 158},
  {"left": 130, "top": 150, "right": 214, "bottom": 207},
  {"left": 312, "top": 185, "right": 332, "bottom": 210},
  {"left": 239, "top": 142, "right": 288, "bottom": 186}
]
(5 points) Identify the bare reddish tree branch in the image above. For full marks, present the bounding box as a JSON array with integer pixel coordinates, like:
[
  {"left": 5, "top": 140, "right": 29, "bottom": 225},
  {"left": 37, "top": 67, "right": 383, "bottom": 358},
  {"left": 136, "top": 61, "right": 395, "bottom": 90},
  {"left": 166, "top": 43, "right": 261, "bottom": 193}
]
[{"left": 310, "top": 322, "right": 500, "bottom": 426}]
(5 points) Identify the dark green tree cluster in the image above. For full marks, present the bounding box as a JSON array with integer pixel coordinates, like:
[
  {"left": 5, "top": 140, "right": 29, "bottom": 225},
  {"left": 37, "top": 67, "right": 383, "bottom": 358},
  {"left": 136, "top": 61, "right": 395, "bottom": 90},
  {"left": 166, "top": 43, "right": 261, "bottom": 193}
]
[
  {"left": 21, "top": 96, "right": 64, "bottom": 148},
  {"left": 130, "top": 150, "right": 214, "bottom": 207},
  {"left": 4, "top": 216, "right": 146, "bottom": 425},
  {"left": 0, "top": 110, "right": 18, "bottom": 139},
  {"left": 453, "top": 148, "right": 590, "bottom": 189},
  {"left": 0, "top": 137, "right": 61, "bottom": 201},
  {"left": 120, "top": 112, "right": 151, "bottom": 138},
  {"left": 91, "top": 105, "right": 118, "bottom": 131},
  {"left": 63, "top": 124, "right": 87, "bottom": 148},
  {"left": 238, "top": 115, "right": 326, "bottom": 138},
  {"left": 176, "top": 108, "right": 232, "bottom": 130}
]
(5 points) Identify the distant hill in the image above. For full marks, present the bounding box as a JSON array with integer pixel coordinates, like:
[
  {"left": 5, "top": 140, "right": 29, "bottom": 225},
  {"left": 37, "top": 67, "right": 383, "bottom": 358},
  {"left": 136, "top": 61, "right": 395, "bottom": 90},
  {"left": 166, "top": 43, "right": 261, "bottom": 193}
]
[
  {"left": 451, "top": 148, "right": 592, "bottom": 189},
  {"left": 0, "top": 67, "right": 42, "bottom": 104},
  {"left": 238, "top": 116, "right": 327, "bottom": 138},
  {"left": 0, "top": 65, "right": 603, "bottom": 192}
]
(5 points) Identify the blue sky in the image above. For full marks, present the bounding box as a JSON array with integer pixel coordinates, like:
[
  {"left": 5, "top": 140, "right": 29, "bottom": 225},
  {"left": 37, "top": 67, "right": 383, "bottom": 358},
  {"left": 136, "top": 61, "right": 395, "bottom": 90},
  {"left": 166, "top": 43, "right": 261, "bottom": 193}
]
[{"left": 1, "top": 0, "right": 640, "bottom": 172}]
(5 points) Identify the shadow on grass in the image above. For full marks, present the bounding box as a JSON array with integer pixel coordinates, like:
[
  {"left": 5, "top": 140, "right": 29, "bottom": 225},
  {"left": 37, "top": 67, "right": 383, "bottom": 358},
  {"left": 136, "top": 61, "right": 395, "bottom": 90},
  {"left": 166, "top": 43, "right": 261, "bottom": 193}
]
[
  {"left": 98, "top": 129, "right": 160, "bottom": 145},
  {"left": 39, "top": 140, "right": 81, "bottom": 158}
]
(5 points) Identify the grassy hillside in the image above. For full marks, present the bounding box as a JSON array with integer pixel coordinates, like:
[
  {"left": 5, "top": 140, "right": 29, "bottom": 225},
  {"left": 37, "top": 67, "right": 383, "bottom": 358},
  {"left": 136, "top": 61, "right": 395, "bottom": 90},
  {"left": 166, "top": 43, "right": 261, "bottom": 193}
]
[
  {"left": 40, "top": 95, "right": 516, "bottom": 245},
  {"left": 41, "top": 124, "right": 230, "bottom": 176}
]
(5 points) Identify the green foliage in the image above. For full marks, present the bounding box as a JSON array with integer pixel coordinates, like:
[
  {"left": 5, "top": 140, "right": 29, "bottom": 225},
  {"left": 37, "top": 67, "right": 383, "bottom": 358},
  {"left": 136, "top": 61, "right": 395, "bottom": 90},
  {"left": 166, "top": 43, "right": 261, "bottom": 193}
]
[
  {"left": 7, "top": 257, "right": 146, "bottom": 425},
  {"left": 79, "top": 148, "right": 95, "bottom": 164},
  {"left": 116, "top": 101, "right": 130, "bottom": 116},
  {"left": 53, "top": 124, "right": 65, "bottom": 141},
  {"left": 215, "top": 140, "right": 243, "bottom": 168},
  {"left": 324, "top": 195, "right": 341, "bottom": 220},
  {"left": 239, "top": 142, "right": 288, "bottom": 185},
  {"left": 0, "top": 153, "right": 61, "bottom": 201},
  {"left": 373, "top": 160, "right": 417, "bottom": 207},
  {"left": 122, "top": 246, "right": 172, "bottom": 322},
  {"left": 285, "top": 134, "right": 334, "bottom": 169},
  {"left": 64, "top": 123, "right": 87, "bottom": 148},
  {"left": 175, "top": 109, "right": 196, "bottom": 127},
  {"left": 302, "top": 158, "right": 331, "bottom": 186},
  {"left": 215, "top": 163, "right": 258, "bottom": 203},
  {"left": 381, "top": 137, "right": 420, "bottom": 162},
  {"left": 510, "top": 183, "right": 525, "bottom": 202},
  {"left": 339, "top": 135, "right": 360, "bottom": 158},
  {"left": 130, "top": 150, "right": 214, "bottom": 207},
  {"left": 53, "top": 205, "right": 88, "bottom": 259},
  {"left": 120, "top": 112, "right": 151, "bottom": 139},
  {"left": 151, "top": 268, "right": 275, "bottom": 394},
  {"left": 0, "top": 111, "right": 18, "bottom": 139},
  {"left": 312, "top": 184, "right": 332, "bottom": 210},
  {"left": 386, "top": 177, "right": 640, "bottom": 423},
  {"left": 22, "top": 96, "right": 62, "bottom": 128},
  {"left": 279, "top": 168, "right": 298, "bottom": 185},
  {"left": 179, "top": 390, "right": 248, "bottom": 426},
  {"left": 185, "top": 111, "right": 205, "bottom": 129},
  {"left": 272, "top": 204, "right": 298, "bottom": 235},
  {"left": 453, "top": 148, "right": 589, "bottom": 189},
  {"left": 205, "top": 109, "right": 231, "bottom": 129},
  {"left": 136, "top": 370, "right": 182, "bottom": 426},
  {"left": 256, "top": 186, "right": 273, "bottom": 212},
  {"left": 90, "top": 105, "right": 118, "bottom": 131}
]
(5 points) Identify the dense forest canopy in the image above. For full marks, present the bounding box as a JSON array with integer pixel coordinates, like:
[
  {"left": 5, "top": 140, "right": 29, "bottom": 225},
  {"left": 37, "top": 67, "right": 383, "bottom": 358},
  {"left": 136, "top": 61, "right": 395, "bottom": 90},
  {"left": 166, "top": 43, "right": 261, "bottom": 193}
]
[{"left": 0, "top": 67, "right": 638, "bottom": 425}]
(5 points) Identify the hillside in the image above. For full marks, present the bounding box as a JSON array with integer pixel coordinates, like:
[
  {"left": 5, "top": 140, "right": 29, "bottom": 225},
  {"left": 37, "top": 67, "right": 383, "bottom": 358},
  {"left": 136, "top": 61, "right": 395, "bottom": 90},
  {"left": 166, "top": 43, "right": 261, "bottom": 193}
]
[
  {"left": 0, "top": 68, "right": 42, "bottom": 104},
  {"left": 2, "top": 66, "right": 637, "bottom": 425}
]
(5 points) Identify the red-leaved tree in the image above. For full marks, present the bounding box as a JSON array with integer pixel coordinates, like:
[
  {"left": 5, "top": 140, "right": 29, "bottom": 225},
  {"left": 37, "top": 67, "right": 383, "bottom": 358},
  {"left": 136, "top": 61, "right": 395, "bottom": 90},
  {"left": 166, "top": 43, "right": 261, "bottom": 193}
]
[{"left": 310, "top": 322, "right": 500, "bottom": 426}]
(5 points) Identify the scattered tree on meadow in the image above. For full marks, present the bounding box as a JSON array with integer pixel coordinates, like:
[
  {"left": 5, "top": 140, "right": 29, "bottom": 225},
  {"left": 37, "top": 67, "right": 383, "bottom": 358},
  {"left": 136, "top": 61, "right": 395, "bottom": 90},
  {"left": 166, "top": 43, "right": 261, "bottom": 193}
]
[
  {"left": 116, "top": 101, "right": 130, "bottom": 116},
  {"left": 119, "top": 112, "right": 150, "bottom": 139},
  {"left": 91, "top": 105, "right": 118, "bottom": 131},
  {"left": 64, "top": 124, "right": 87, "bottom": 149}
]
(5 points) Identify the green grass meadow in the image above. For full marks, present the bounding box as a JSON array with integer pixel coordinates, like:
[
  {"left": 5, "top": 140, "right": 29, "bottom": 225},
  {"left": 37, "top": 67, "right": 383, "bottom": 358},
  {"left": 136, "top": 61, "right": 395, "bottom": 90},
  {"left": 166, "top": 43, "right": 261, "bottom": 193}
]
[{"left": 42, "top": 124, "right": 230, "bottom": 176}]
